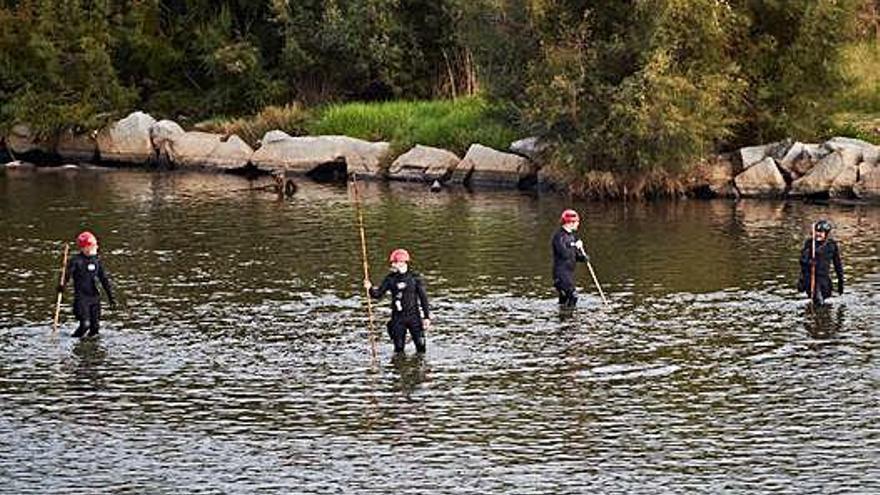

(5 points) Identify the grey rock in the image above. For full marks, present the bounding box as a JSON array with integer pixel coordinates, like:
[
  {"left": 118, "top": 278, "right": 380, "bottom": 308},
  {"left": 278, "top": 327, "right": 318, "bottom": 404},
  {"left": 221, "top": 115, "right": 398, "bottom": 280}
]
[
  {"left": 733, "top": 157, "right": 786, "bottom": 197},
  {"left": 252, "top": 132, "right": 391, "bottom": 176},
  {"left": 449, "top": 144, "right": 536, "bottom": 187},
  {"left": 791, "top": 149, "right": 861, "bottom": 196},
  {"left": 853, "top": 163, "right": 880, "bottom": 200},
  {"left": 509, "top": 137, "right": 546, "bottom": 160},
  {"left": 163, "top": 131, "right": 254, "bottom": 170},
  {"left": 97, "top": 111, "right": 157, "bottom": 163},
  {"left": 388, "top": 145, "right": 460, "bottom": 182},
  {"left": 56, "top": 130, "right": 97, "bottom": 162}
]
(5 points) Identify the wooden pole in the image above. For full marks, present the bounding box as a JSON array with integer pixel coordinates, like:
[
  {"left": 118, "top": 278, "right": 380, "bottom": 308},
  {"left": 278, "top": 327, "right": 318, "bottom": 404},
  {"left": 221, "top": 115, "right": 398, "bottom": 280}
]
[
  {"left": 52, "top": 243, "right": 69, "bottom": 333},
  {"left": 352, "top": 174, "right": 378, "bottom": 359},
  {"left": 579, "top": 246, "right": 609, "bottom": 306},
  {"left": 586, "top": 260, "right": 609, "bottom": 306}
]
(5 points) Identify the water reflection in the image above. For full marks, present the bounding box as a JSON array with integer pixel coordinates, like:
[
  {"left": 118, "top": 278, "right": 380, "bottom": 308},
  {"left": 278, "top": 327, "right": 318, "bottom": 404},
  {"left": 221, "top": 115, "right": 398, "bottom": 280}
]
[
  {"left": 389, "top": 353, "right": 429, "bottom": 398},
  {"left": 67, "top": 337, "right": 108, "bottom": 388},
  {"left": 803, "top": 304, "right": 847, "bottom": 339}
]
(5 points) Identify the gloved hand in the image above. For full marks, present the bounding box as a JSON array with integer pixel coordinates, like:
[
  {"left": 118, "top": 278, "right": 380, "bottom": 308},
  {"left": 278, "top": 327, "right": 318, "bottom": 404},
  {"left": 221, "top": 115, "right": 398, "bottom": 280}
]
[
  {"left": 56, "top": 284, "right": 64, "bottom": 293},
  {"left": 574, "top": 240, "right": 584, "bottom": 251}
]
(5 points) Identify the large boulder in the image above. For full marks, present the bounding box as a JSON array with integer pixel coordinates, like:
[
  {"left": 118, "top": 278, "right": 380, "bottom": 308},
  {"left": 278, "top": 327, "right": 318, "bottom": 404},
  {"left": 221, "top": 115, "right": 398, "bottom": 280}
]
[
  {"left": 150, "top": 120, "right": 185, "bottom": 149},
  {"left": 150, "top": 120, "right": 186, "bottom": 166},
  {"left": 825, "top": 137, "right": 880, "bottom": 164},
  {"left": 449, "top": 144, "right": 537, "bottom": 187},
  {"left": 251, "top": 132, "right": 391, "bottom": 175},
  {"left": 97, "top": 111, "right": 157, "bottom": 164},
  {"left": 853, "top": 163, "right": 880, "bottom": 200},
  {"left": 733, "top": 157, "right": 786, "bottom": 197},
  {"left": 388, "top": 145, "right": 460, "bottom": 182},
  {"left": 791, "top": 149, "right": 861, "bottom": 196},
  {"left": 738, "top": 141, "right": 789, "bottom": 169},
  {"left": 162, "top": 131, "right": 253, "bottom": 170},
  {"left": 6, "top": 124, "right": 53, "bottom": 156},
  {"left": 829, "top": 161, "right": 859, "bottom": 198},
  {"left": 55, "top": 130, "right": 97, "bottom": 162},
  {"left": 778, "top": 141, "right": 807, "bottom": 178}
]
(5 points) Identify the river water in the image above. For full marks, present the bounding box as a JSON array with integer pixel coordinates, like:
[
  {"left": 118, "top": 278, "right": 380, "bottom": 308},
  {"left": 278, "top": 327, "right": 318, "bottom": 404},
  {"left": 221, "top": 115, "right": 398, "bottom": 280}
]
[{"left": 0, "top": 166, "right": 878, "bottom": 494}]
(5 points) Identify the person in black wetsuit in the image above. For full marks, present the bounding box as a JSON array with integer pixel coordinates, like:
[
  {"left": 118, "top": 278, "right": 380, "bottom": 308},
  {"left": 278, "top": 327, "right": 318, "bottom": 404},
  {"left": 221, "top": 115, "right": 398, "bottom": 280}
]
[
  {"left": 364, "top": 248, "right": 431, "bottom": 354},
  {"left": 798, "top": 219, "right": 844, "bottom": 306},
  {"left": 552, "top": 209, "right": 588, "bottom": 307},
  {"left": 57, "top": 231, "right": 116, "bottom": 337}
]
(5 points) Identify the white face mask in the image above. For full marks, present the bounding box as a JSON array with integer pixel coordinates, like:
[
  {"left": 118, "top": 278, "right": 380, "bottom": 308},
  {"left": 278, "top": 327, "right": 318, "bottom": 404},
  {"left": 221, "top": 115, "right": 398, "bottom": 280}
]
[{"left": 392, "top": 262, "right": 408, "bottom": 273}]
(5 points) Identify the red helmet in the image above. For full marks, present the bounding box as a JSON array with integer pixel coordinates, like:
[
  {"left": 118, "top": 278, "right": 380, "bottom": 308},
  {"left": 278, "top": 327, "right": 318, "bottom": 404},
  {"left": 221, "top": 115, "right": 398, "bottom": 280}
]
[
  {"left": 76, "top": 231, "right": 97, "bottom": 249},
  {"left": 560, "top": 209, "right": 580, "bottom": 224},
  {"left": 389, "top": 248, "right": 410, "bottom": 263}
]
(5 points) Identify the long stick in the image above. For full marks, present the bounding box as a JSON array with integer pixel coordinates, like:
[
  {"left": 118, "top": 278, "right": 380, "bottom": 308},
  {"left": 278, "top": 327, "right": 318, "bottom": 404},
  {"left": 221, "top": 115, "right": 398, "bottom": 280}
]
[
  {"left": 810, "top": 222, "right": 817, "bottom": 302},
  {"left": 352, "top": 174, "right": 378, "bottom": 358},
  {"left": 52, "top": 243, "right": 69, "bottom": 333},
  {"left": 579, "top": 246, "right": 608, "bottom": 306},
  {"left": 586, "top": 261, "right": 609, "bottom": 306}
]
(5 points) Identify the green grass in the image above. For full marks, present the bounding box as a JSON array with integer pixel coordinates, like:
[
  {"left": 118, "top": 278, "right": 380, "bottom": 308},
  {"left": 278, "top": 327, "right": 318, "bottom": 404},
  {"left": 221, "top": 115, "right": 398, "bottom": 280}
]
[
  {"left": 831, "top": 41, "right": 880, "bottom": 144},
  {"left": 306, "top": 97, "right": 519, "bottom": 156},
  {"left": 195, "top": 96, "right": 520, "bottom": 156}
]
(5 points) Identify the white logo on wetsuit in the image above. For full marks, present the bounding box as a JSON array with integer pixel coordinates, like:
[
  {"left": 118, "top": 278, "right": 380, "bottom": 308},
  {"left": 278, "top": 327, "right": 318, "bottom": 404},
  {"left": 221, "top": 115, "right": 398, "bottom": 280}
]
[
  {"left": 396, "top": 282, "right": 407, "bottom": 290},
  {"left": 87, "top": 263, "right": 96, "bottom": 272}
]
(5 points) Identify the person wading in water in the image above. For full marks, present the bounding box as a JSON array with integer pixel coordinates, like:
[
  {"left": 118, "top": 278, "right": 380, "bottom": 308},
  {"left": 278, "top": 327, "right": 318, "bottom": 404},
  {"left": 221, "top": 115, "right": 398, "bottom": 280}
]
[
  {"left": 57, "top": 231, "right": 116, "bottom": 337},
  {"left": 552, "top": 209, "right": 589, "bottom": 307},
  {"left": 798, "top": 219, "right": 844, "bottom": 306},
  {"left": 364, "top": 249, "right": 431, "bottom": 354}
]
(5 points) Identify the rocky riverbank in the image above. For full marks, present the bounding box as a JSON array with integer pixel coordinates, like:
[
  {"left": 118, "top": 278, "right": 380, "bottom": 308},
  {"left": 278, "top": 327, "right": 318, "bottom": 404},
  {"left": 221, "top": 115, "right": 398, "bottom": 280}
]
[{"left": 3, "top": 111, "right": 879, "bottom": 202}]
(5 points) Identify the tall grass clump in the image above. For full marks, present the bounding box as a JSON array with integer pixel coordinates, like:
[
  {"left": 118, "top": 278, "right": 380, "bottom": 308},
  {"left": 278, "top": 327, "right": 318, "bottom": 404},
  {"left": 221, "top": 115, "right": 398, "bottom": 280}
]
[
  {"left": 195, "top": 103, "right": 312, "bottom": 146},
  {"left": 307, "top": 97, "right": 519, "bottom": 155}
]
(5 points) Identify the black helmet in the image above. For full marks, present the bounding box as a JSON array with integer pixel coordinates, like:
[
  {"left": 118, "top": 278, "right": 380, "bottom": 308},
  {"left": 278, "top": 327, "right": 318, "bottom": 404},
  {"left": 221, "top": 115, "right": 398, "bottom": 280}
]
[{"left": 815, "top": 219, "right": 833, "bottom": 233}]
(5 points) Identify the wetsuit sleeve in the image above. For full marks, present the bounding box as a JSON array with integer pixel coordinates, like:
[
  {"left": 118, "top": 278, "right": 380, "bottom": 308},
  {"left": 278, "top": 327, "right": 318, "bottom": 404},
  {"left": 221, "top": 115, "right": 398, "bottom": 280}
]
[
  {"left": 368, "top": 275, "right": 391, "bottom": 299},
  {"left": 831, "top": 241, "right": 844, "bottom": 292},
  {"left": 416, "top": 276, "right": 431, "bottom": 320},
  {"left": 575, "top": 238, "right": 587, "bottom": 263},
  {"left": 97, "top": 261, "right": 115, "bottom": 303}
]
